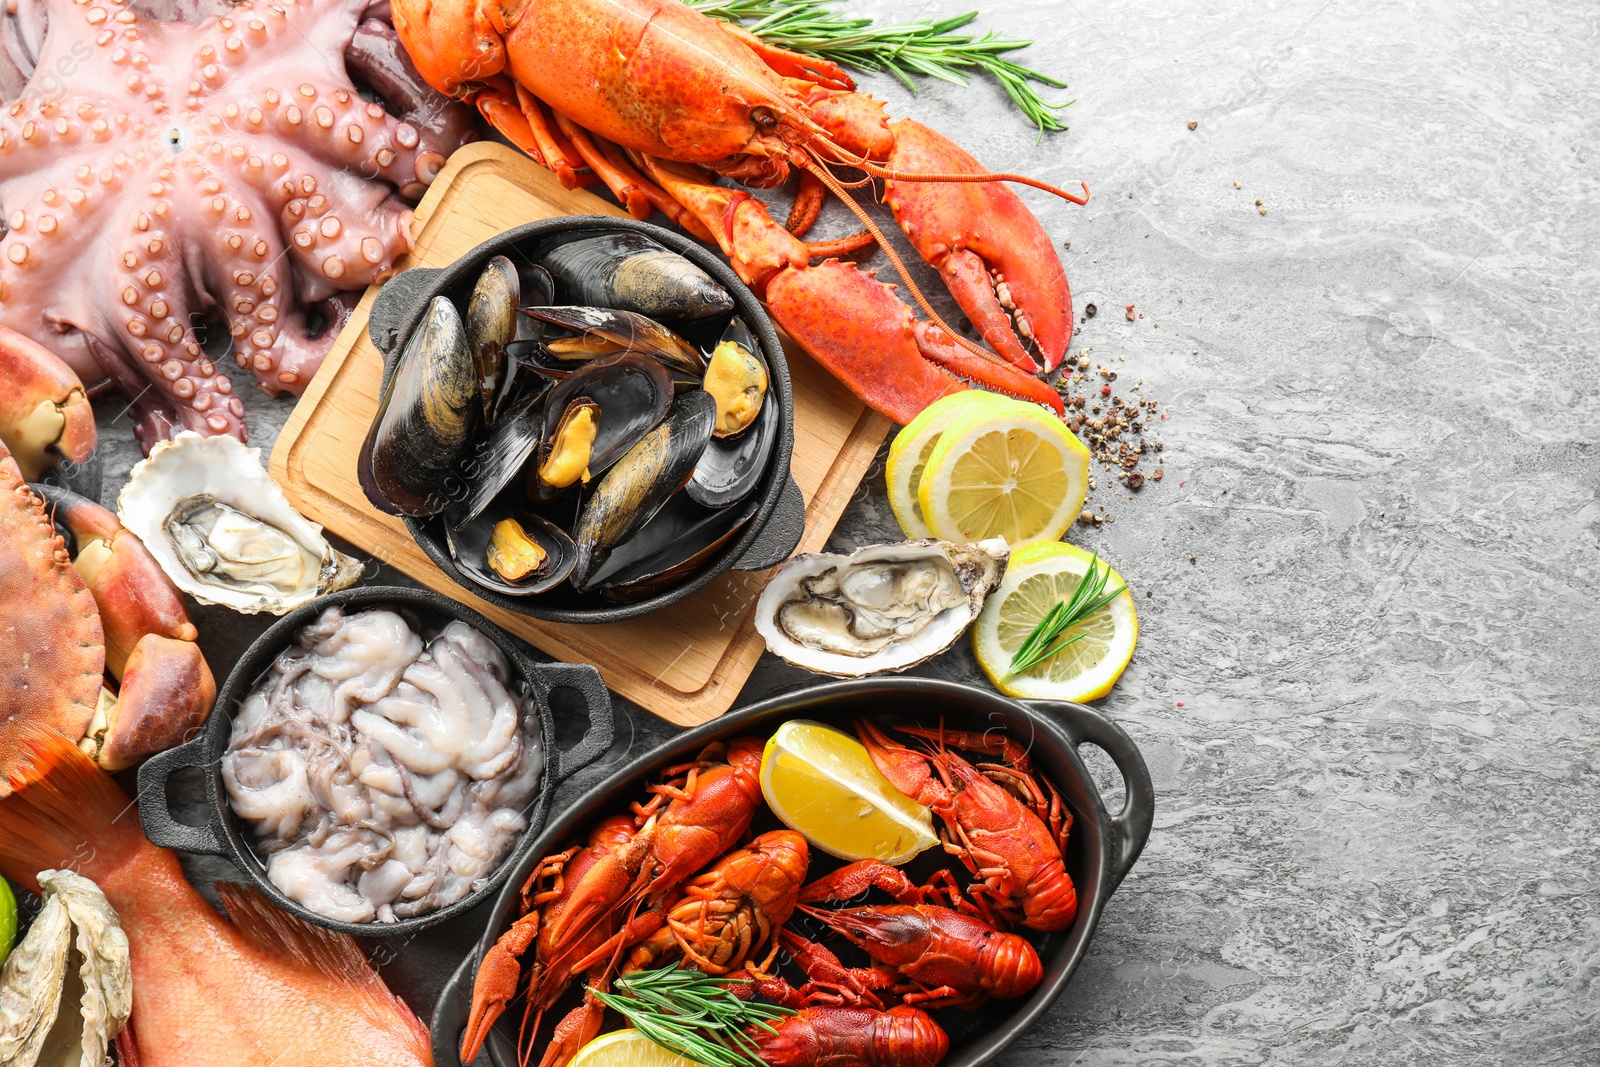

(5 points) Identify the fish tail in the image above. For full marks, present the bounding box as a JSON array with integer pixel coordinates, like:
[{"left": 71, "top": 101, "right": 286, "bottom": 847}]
[
  {"left": 0, "top": 723, "right": 145, "bottom": 893},
  {"left": 216, "top": 882, "right": 433, "bottom": 1059}
]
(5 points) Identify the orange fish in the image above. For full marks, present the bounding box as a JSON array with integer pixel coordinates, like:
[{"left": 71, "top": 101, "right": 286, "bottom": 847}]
[{"left": 0, "top": 726, "right": 434, "bottom": 1067}]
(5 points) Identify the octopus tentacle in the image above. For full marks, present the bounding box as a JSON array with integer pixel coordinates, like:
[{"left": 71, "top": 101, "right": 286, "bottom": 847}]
[{"left": 0, "top": 0, "right": 474, "bottom": 452}]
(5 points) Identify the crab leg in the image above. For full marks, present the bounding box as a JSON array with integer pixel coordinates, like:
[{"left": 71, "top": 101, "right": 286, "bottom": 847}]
[{"left": 641, "top": 158, "right": 1064, "bottom": 424}]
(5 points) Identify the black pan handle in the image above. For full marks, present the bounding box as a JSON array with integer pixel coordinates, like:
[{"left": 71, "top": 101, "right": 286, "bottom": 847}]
[
  {"left": 136, "top": 733, "right": 230, "bottom": 857},
  {"left": 1028, "top": 699, "right": 1154, "bottom": 893},
  {"left": 733, "top": 474, "right": 806, "bottom": 571},
  {"left": 531, "top": 660, "right": 614, "bottom": 782},
  {"left": 368, "top": 265, "right": 446, "bottom": 356}
]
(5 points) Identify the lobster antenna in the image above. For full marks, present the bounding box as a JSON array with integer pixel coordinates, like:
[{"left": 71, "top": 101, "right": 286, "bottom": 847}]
[
  {"left": 805, "top": 137, "right": 1089, "bottom": 205},
  {"left": 794, "top": 155, "right": 1026, "bottom": 375}
]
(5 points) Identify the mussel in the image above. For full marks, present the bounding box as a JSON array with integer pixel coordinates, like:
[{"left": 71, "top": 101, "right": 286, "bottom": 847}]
[
  {"left": 540, "top": 232, "right": 734, "bottom": 322},
  {"left": 530, "top": 352, "right": 673, "bottom": 500},
  {"left": 366, "top": 296, "right": 478, "bottom": 517},
  {"left": 444, "top": 508, "right": 576, "bottom": 596},
  {"left": 452, "top": 387, "right": 548, "bottom": 528},
  {"left": 686, "top": 318, "right": 775, "bottom": 509},
  {"left": 568, "top": 389, "right": 717, "bottom": 592},
  {"left": 593, "top": 497, "right": 757, "bottom": 602},
  {"left": 466, "top": 256, "right": 519, "bottom": 426},
  {"left": 523, "top": 307, "right": 706, "bottom": 376}
]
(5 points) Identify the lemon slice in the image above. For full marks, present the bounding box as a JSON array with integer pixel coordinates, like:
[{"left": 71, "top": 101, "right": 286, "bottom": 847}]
[
  {"left": 569, "top": 1030, "right": 711, "bottom": 1067},
  {"left": 760, "top": 720, "right": 937, "bottom": 864},
  {"left": 917, "top": 404, "right": 1088, "bottom": 548},
  {"left": 886, "top": 391, "right": 1011, "bottom": 539},
  {"left": 973, "top": 541, "right": 1138, "bottom": 701}
]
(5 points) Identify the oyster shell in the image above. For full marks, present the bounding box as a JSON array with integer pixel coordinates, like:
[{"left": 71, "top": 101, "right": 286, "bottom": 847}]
[
  {"left": 755, "top": 539, "right": 1010, "bottom": 677},
  {"left": 0, "top": 870, "right": 131, "bottom": 1067},
  {"left": 119, "top": 433, "right": 362, "bottom": 615}
]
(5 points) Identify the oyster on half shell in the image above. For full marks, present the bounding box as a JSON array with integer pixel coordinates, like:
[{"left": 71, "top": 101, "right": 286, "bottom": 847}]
[
  {"left": 119, "top": 433, "right": 362, "bottom": 615},
  {"left": 755, "top": 538, "right": 1010, "bottom": 677}
]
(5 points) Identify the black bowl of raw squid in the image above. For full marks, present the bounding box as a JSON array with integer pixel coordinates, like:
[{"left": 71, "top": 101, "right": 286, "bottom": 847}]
[
  {"left": 137, "top": 585, "right": 615, "bottom": 937},
  {"left": 430, "top": 677, "right": 1155, "bottom": 1067},
  {"left": 358, "top": 216, "right": 805, "bottom": 623}
]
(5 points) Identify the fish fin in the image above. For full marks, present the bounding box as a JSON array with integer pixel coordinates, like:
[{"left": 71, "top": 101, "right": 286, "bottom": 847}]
[
  {"left": 0, "top": 724, "right": 143, "bottom": 893},
  {"left": 115, "top": 1015, "right": 143, "bottom": 1067},
  {"left": 215, "top": 882, "right": 432, "bottom": 1053}
]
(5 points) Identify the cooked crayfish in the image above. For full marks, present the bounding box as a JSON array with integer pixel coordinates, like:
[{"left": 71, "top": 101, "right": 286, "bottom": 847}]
[
  {"left": 388, "top": 0, "right": 1083, "bottom": 424},
  {"left": 460, "top": 739, "right": 769, "bottom": 1066},
  {"left": 629, "top": 737, "right": 767, "bottom": 903},
  {"left": 461, "top": 815, "right": 653, "bottom": 1063},
  {"left": 857, "top": 721, "right": 1077, "bottom": 932},
  {"left": 542, "top": 830, "right": 809, "bottom": 1067},
  {"left": 750, "top": 1004, "right": 950, "bottom": 1067},
  {"left": 784, "top": 860, "right": 1043, "bottom": 1010}
]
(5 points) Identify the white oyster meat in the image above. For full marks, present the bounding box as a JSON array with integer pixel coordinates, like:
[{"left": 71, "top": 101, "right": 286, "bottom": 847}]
[
  {"left": 755, "top": 538, "right": 1009, "bottom": 677},
  {"left": 118, "top": 432, "right": 361, "bottom": 615}
]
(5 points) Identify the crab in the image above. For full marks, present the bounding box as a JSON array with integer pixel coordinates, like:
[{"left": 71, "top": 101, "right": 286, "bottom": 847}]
[
  {"left": 0, "top": 324, "right": 97, "bottom": 483},
  {"left": 0, "top": 436, "right": 215, "bottom": 787}
]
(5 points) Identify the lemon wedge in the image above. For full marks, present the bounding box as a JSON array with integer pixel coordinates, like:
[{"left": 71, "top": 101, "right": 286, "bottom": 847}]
[
  {"left": 760, "top": 720, "right": 937, "bottom": 864},
  {"left": 569, "top": 1030, "right": 711, "bottom": 1067},
  {"left": 972, "top": 541, "right": 1138, "bottom": 701},
  {"left": 917, "top": 403, "right": 1088, "bottom": 548},
  {"left": 886, "top": 391, "right": 1012, "bottom": 539}
]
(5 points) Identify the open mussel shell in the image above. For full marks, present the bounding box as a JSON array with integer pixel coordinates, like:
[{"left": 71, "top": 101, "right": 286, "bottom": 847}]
[
  {"left": 444, "top": 508, "right": 576, "bottom": 596},
  {"left": 540, "top": 232, "right": 733, "bottom": 322},
  {"left": 592, "top": 497, "right": 758, "bottom": 603},
  {"left": 523, "top": 307, "right": 705, "bottom": 376},
  {"left": 466, "top": 256, "right": 519, "bottom": 426},
  {"left": 530, "top": 352, "right": 672, "bottom": 501},
  {"left": 452, "top": 387, "right": 547, "bottom": 529},
  {"left": 687, "top": 318, "right": 774, "bottom": 508},
  {"left": 366, "top": 296, "right": 478, "bottom": 517},
  {"left": 568, "top": 389, "right": 717, "bottom": 593}
]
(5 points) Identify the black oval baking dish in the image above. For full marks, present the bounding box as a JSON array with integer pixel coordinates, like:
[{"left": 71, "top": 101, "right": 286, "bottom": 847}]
[
  {"left": 363, "top": 215, "right": 806, "bottom": 624},
  {"left": 137, "top": 585, "right": 614, "bottom": 937},
  {"left": 431, "top": 676, "right": 1154, "bottom": 1067}
]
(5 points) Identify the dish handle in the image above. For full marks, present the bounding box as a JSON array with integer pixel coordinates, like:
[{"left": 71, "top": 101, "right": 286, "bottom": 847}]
[
  {"left": 1027, "top": 699, "right": 1154, "bottom": 893},
  {"left": 732, "top": 474, "right": 806, "bottom": 571},
  {"left": 137, "top": 733, "right": 231, "bottom": 857},
  {"left": 530, "top": 661, "right": 615, "bottom": 783},
  {"left": 368, "top": 265, "right": 447, "bottom": 357}
]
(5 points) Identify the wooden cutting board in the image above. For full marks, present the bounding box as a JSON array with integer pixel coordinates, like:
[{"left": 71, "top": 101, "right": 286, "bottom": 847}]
[{"left": 269, "top": 142, "right": 891, "bottom": 726}]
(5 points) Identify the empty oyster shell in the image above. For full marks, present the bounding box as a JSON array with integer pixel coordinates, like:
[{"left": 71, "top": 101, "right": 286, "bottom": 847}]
[
  {"left": 0, "top": 870, "right": 130, "bottom": 1067},
  {"left": 754, "top": 538, "right": 1010, "bottom": 677},
  {"left": 119, "top": 433, "right": 362, "bottom": 615}
]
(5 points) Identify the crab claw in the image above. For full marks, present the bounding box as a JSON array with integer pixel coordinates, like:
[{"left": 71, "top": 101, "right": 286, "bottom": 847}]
[
  {"left": 86, "top": 633, "right": 216, "bottom": 771},
  {"left": 32, "top": 483, "right": 216, "bottom": 770},
  {"left": 885, "top": 120, "right": 1074, "bottom": 375},
  {"left": 0, "top": 325, "right": 97, "bottom": 482}
]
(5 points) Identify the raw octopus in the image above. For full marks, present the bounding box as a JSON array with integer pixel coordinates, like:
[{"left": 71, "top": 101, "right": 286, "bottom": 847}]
[
  {"left": 0, "top": 0, "right": 476, "bottom": 450},
  {"left": 222, "top": 605, "right": 541, "bottom": 923}
]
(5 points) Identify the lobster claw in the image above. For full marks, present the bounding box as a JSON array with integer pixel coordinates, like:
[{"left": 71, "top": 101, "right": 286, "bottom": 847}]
[{"left": 884, "top": 119, "right": 1074, "bottom": 375}]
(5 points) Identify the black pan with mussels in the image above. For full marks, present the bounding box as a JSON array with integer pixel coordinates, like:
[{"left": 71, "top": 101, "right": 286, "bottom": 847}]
[{"left": 359, "top": 218, "right": 798, "bottom": 621}]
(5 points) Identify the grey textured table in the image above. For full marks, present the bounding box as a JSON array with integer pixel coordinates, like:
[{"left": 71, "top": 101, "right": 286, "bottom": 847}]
[{"left": 82, "top": 0, "right": 1598, "bottom": 1062}]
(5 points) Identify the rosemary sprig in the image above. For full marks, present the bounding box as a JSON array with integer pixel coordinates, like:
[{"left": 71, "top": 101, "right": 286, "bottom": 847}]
[
  {"left": 588, "top": 966, "right": 793, "bottom": 1067},
  {"left": 1007, "top": 552, "right": 1126, "bottom": 677},
  {"left": 684, "top": 0, "right": 1072, "bottom": 134}
]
